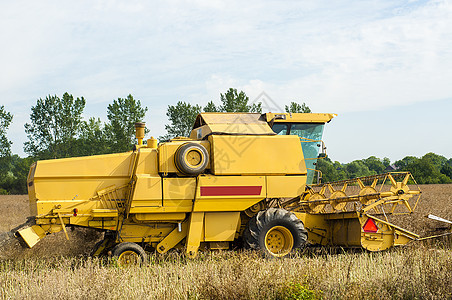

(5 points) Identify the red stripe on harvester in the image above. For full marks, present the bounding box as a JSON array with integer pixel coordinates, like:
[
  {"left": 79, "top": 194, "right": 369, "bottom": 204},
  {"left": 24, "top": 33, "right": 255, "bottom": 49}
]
[{"left": 200, "top": 186, "right": 262, "bottom": 196}]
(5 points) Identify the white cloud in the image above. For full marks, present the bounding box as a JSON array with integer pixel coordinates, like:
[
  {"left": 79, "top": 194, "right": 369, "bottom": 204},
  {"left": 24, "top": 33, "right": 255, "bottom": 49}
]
[{"left": 0, "top": 0, "right": 451, "bottom": 159}]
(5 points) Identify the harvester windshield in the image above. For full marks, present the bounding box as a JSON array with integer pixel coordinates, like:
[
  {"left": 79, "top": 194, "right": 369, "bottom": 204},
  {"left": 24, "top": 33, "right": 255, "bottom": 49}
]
[{"left": 272, "top": 123, "right": 325, "bottom": 184}]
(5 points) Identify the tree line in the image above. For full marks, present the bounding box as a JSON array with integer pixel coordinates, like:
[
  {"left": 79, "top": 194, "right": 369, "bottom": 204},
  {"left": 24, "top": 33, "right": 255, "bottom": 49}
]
[
  {"left": 0, "top": 88, "right": 450, "bottom": 194},
  {"left": 316, "top": 153, "right": 452, "bottom": 184}
]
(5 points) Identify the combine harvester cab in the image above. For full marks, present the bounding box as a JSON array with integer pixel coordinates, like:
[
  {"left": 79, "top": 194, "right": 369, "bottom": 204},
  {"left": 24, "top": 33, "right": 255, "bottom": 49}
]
[{"left": 17, "top": 112, "right": 423, "bottom": 264}]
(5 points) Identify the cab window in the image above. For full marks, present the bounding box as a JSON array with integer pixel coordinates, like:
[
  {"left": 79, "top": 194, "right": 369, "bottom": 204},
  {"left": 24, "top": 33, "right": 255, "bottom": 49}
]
[{"left": 272, "top": 123, "right": 288, "bottom": 135}]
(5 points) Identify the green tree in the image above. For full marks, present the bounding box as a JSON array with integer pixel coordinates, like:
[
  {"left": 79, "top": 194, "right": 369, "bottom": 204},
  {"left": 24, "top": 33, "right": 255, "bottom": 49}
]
[
  {"left": 316, "top": 156, "right": 347, "bottom": 183},
  {"left": 76, "top": 118, "right": 109, "bottom": 156},
  {"left": 0, "top": 105, "right": 13, "bottom": 157},
  {"left": 105, "top": 94, "right": 148, "bottom": 153},
  {"left": 207, "top": 88, "right": 262, "bottom": 113},
  {"left": 24, "top": 93, "right": 86, "bottom": 159},
  {"left": 382, "top": 157, "right": 391, "bottom": 168},
  {"left": 422, "top": 152, "right": 447, "bottom": 170},
  {"left": 345, "top": 160, "right": 374, "bottom": 179},
  {"left": 396, "top": 153, "right": 451, "bottom": 184},
  {"left": 163, "top": 89, "right": 260, "bottom": 142},
  {"left": 285, "top": 102, "right": 311, "bottom": 113},
  {"left": 441, "top": 162, "right": 452, "bottom": 179},
  {"left": 0, "top": 155, "right": 35, "bottom": 194},
  {"left": 363, "top": 156, "right": 387, "bottom": 174},
  {"left": 203, "top": 101, "right": 218, "bottom": 112},
  {"left": 394, "top": 156, "right": 418, "bottom": 170},
  {"left": 161, "top": 101, "right": 202, "bottom": 141}
]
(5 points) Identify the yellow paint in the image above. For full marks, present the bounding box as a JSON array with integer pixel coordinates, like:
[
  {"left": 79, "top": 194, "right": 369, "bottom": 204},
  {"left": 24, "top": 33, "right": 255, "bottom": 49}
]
[
  {"left": 194, "top": 175, "right": 265, "bottom": 212},
  {"left": 147, "top": 137, "right": 158, "bottom": 149},
  {"left": 186, "top": 212, "right": 205, "bottom": 257},
  {"left": 130, "top": 175, "right": 162, "bottom": 207},
  {"left": 156, "top": 220, "right": 189, "bottom": 253},
  {"left": 133, "top": 213, "right": 186, "bottom": 221},
  {"left": 266, "top": 176, "right": 306, "bottom": 198},
  {"left": 163, "top": 178, "right": 196, "bottom": 200},
  {"left": 17, "top": 225, "right": 46, "bottom": 248},
  {"left": 135, "top": 148, "right": 159, "bottom": 174},
  {"left": 209, "top": 135, "right": 306, "bottom": 175},
  {"left": 266, "top": 112, "right": 337, "bottom": 123},
  {"left": 204, "top": 212, "right": 240, "bottom": 241},
  {"left": 91, "top": 209, "right": 118, "bottom": 218}
]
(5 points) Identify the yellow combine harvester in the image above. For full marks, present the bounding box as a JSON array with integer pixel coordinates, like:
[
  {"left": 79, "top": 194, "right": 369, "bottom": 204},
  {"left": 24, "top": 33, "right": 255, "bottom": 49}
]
[{"left": 17, "top": 112, "right": 422, "bottom": 265}]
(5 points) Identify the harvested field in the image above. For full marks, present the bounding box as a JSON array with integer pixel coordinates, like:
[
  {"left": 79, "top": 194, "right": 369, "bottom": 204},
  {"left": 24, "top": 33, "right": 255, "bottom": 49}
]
[{"left": 0, "top": 184, "right": 451, "bottom": 299}]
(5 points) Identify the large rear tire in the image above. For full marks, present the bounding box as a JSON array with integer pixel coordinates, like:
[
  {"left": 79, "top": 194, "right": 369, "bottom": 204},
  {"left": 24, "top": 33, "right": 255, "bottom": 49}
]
[{"left": 244, "top": 208, "right": 307, "bottom": 257}]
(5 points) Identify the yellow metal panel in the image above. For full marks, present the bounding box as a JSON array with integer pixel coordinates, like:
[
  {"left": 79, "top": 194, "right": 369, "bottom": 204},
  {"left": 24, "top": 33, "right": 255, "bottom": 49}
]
[
  {"left": 119, "top": 223, "right": 174, "bottom": 243},
  {"left": 88, "top": 220, "right": 117, "bottom": 230},
  {"left": 36, "top": 199, "right": 107, "bottom": 216},
  {"left": 266, "top": 175, "right": 306, "bottom": 198},
  {"left": 359, "top": 214, "right": 418, "bottom": 251},
  {"left": 134, "top": 213, "right": 186, "bottom": 221},
  {"left": 294, "top": 212, "right": 329, "bottom": 246},
  {"left": 196, "top": 112, "right": 264, "bottom": 126},
  {"left": 69, "top": 216, "right": 93, "bottom": 226},
  {"left": 131, "top": 175, "right": 162, "bottom": 207},
  {"left": 204, "top": 212, "right": 240, "bottom": 241},
  {"left": 158, "top": 140, "right": 210, "bottom": 174},
  {"left": 194, "top": 175, "right": 265, "bottom": 212},
  {"left": 189, "top": 125, "right": 211, "bottom": 140},
  {"left": 129, "top": 200, "right": 193, "bottom": 213},
  {"left": 31, "top": 152, "right": 133, "bottom": 216},
  {"left": 163, "top": 178, "right": 196, "bottom": 200},
  {"left": 34, "top": 178, "right": 130, "bottom": 202},
  {"left": 209, "top": 135, "right": 306, "bottom": 175},
  {"left": 135, "top": 148, "right": 159, "bottom": 175},
  {"left": 91, "top": 209, "right": 118, "bottom": 218},
  {"left": 17, "top": 225, "right": 46, "bottom": 248},
  {"left": 186, "top": 212, "right": 205, "bottom": 257},
  {"left": 34, "top": 152, "right": 133, "bottom": 178},
  {"left": 156, "top": 220, "right": 189, "bottom": 253},
  {"left": 266, "top": 112, "right": 337, "bottom": 123},
  {"left": 331, "top": 218, "right": 362, "bottom": 247},
  {"left": 27, "top": 163, "right": 38, "bottom": 216},
  {"left": 189, "top": 122, "right": 274, "bottom": 140}
]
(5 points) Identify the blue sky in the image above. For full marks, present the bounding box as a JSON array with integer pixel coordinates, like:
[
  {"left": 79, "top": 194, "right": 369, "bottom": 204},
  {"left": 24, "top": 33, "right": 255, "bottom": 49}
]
[{"left": 1, "top": 0, "right": 451, "bottom": 162}]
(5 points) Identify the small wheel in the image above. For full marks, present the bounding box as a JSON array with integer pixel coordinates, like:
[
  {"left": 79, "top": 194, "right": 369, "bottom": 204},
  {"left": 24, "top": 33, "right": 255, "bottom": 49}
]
[
  {"left": 174, "top": 143, "right": 209, "bottom": 175},
  {"left": 112, "top": 242, "right": 147, "bottom": 267},
  {"left": 244, "top": 208, "right": 307, "bottom": 257}
]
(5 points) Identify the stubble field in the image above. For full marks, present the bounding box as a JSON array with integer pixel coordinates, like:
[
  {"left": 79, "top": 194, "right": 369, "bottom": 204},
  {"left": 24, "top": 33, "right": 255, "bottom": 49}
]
[{"left": 0, "top": 184, "right": 451, "bottom": 299}]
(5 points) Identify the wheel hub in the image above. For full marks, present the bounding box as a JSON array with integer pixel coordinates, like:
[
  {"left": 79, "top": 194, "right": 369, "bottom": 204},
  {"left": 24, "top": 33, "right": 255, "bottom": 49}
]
[
  {"left": 264, "top": 226, "right": 294, "bottom": 257},
  {"left": 185, "top": 149, "right": 202, "bottom": 166},
  {"left": 118, "top": 250, "right": 140, "bottom": 267}
]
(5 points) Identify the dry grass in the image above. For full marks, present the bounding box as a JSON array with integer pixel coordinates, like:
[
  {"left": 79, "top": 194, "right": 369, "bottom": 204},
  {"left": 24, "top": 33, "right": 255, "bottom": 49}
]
[
  {"left": 0, "top": 248, "right": 450, "bottom": 299},
  {"left": 0, "top": 185, "right": 451, "bottom": 299}
]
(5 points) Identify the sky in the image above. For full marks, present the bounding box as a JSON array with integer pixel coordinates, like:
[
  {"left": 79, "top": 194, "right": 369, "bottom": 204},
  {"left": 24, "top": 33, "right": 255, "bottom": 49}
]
[{"left": 0, "top": 0, "right": 451, "bottom": 163}]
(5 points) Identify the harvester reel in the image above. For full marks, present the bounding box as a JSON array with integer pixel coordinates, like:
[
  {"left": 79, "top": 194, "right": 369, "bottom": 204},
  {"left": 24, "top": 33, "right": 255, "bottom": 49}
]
[
  {"left": 296, "top": 172, "right": 421, "bottom": 215},
  {"left": 386, "top": 173, "right": 420, "bottom": 213},
  {"left": 358, "top": 186, "right": 379, "bottom": 205},
  {"left": 307, "top": 193, "right": 327, "bottom": 213},
  {"left": 330, "top": 190, "right": 347, "bottom": 211}
]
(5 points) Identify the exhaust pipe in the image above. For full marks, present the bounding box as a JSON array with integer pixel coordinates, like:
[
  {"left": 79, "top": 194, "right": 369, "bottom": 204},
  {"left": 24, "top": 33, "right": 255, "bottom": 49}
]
[{"left": 135, "top": 122, "right": 146, "bottom": 146}]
